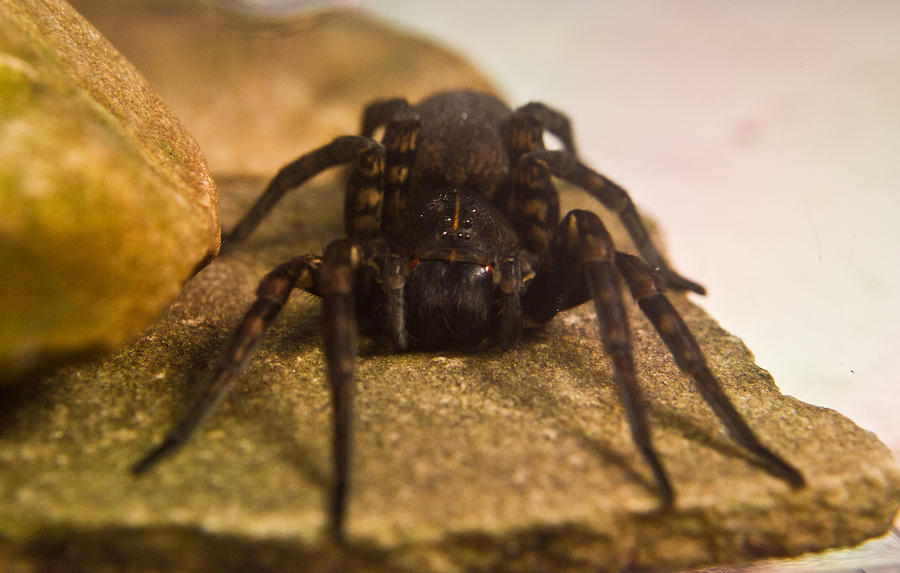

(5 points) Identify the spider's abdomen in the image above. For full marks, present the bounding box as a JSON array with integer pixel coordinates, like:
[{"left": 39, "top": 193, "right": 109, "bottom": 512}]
[
  {"left": 408, "top": 91, "right": 512, "bottom": 202},
  {"left": 405, "top": 260, "right": 493, "bottom": 350}
]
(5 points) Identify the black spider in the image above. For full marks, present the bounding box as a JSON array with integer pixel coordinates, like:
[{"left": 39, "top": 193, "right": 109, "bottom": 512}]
[{"left": 133, "top": 90, "right": 804, "bottom": 541}]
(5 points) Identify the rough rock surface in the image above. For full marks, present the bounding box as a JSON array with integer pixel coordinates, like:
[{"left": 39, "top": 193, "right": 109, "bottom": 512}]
[
  {"left": 0, "top": 0, "right": 219, "bottom": 382},
  {"left": 0, "top": 175, "right": 897, "bottom": 572}
]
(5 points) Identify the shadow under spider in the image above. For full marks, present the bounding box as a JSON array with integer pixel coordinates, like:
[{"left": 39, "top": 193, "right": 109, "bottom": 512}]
[
  {"left": 475, "top": 334, "right": 786, "bottom": 503},
  {"left": 477, "top": 360, "right": 664, "bottom": 500},
  {"left": 226, "top": 303, "right": 333, "bottom": 489},
  {"left": 0, "top": 382, "right": 42, "bottom": 438}
]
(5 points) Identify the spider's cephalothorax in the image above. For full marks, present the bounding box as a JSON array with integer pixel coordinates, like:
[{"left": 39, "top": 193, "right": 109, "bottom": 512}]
[
  {"left": 134, "top": 90, "right": 805, "bottom": 541},
  {"left": 397, "top": 188, "right": 517, "bottom": 350}
]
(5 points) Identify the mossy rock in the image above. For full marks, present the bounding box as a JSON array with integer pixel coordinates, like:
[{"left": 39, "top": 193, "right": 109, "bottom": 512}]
[{"left": 0, "top": 0, "right": 219, "bottom": 382}]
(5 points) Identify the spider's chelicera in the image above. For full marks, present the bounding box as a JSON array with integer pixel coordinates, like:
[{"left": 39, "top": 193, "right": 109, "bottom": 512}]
[{"left": 133, "top": 90, "right": 804, "bottom": 541}]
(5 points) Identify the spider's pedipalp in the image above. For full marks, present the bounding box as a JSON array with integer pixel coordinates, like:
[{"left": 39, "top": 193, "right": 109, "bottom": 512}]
[
  {"left": 497, "top": 256, "right": 524, "bottom": 349},
  {"left": 380, "top": 253, "right": 410, "bottom": 351}
]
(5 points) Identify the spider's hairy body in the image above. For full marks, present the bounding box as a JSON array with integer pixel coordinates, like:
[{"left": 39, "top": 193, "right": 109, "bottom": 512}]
[
  {"left": 134, "top": 90, "right": 805, "bottom": 542},
  {"left": 389, "top": 187, "right": 518, "bottom": 349}
]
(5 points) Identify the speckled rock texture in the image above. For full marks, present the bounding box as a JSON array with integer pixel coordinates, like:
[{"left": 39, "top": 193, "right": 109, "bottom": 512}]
[
  {"left": 0, "top": 2, "right": 898, "bottom": 572},
  {"left": 0, "top": 175, "right": 898, "bottom": 573},
  {"left": 0, "top": 0, "right": 219, "bottom": 383}
]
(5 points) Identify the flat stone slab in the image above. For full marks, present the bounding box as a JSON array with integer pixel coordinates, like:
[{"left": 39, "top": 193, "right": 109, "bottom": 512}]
[{"left": 0, "top": 175, "right": 897, "bottom": 572}]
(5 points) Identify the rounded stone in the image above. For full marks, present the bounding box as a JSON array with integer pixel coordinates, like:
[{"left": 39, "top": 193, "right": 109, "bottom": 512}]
[{"left": 0, "top": 0, "right": 219, "bottom": 382}]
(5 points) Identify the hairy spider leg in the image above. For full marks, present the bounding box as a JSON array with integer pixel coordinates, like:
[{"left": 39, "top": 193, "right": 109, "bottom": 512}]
[
  {"left": 362, "top": 108, "right": 423, "bottom": 353},
  {"left": 523, "top": 210, "right": 675, "bottom": 507},
  {"left": 380, "top": 253, "right": 410, "bottom": 351},
  {"left": 319, "top": 239, "right": 365, "bottom": 543},
  {"left": 133, "top": 240, "right": 374, "bottom": 543},
  {"left": 502, "top": 110, "right": 561, "bottom": 255},
  {"left": 514, "top": 101, "right": 579, "bottom": 157},
  {"left": 132, "top": 255, "right": 319, "bottom": 474},
  {"left": 221, "top": 136, "right": 386, "bottom": 248},
  {"left": 614, "top": 252, "right": 805, "bottom": 488},
  {"left": 520, "top": 148, "right": 706, "bottom": 296},
  {"left": 379, "top": 109, "right": 422, "bottom": 230},
  {"left": 360, "top": 97, "right": 411, "bottom": 139}
]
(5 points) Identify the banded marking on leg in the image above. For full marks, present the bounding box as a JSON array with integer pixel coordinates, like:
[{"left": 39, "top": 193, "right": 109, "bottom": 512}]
[
  {"left": 380, "top": 111, "right": 422, "bottom": 229},
  {"left": 505, "top": 107, "right": 545, "bottom": 161},
  {"left": 507, "top": 153, "right": 561, "bottom": 255},
  {"left": 516, "top": 101, "right": 578, "bottom": 156},
  {"left": 360, "top": 97, "right": 411, "bottom": 138},
  {"left": 345, "top": 143, "right": 386, "bottom": 239}
]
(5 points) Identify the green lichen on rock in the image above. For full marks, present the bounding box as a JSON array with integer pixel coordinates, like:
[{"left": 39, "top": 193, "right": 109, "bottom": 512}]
[{"left": 0, "top": 0, "right": 218, "bottom": 382}]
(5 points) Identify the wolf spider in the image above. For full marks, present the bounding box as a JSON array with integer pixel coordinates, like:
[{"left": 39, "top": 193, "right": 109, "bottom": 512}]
[{"left": 134, "top": 90, "right": 804, "bottom": 541}]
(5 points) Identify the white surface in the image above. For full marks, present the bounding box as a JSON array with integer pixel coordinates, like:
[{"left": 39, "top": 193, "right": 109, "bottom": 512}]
[{"left": 358, "top": 0, "right": 900, "bottom": 455}]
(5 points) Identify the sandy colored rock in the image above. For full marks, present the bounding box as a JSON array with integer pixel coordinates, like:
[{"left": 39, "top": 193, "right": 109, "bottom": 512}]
[
  {"left": 0, "top": 175, "right": 897, "bottom": 573},
  {"left": 0, "top": 0, "right": 218, "bottom": 382}
]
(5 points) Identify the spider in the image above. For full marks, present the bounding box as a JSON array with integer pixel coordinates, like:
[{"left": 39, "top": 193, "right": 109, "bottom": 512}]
[{"left": 133, "top": 90, "right": 804, "bottom": 541}]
